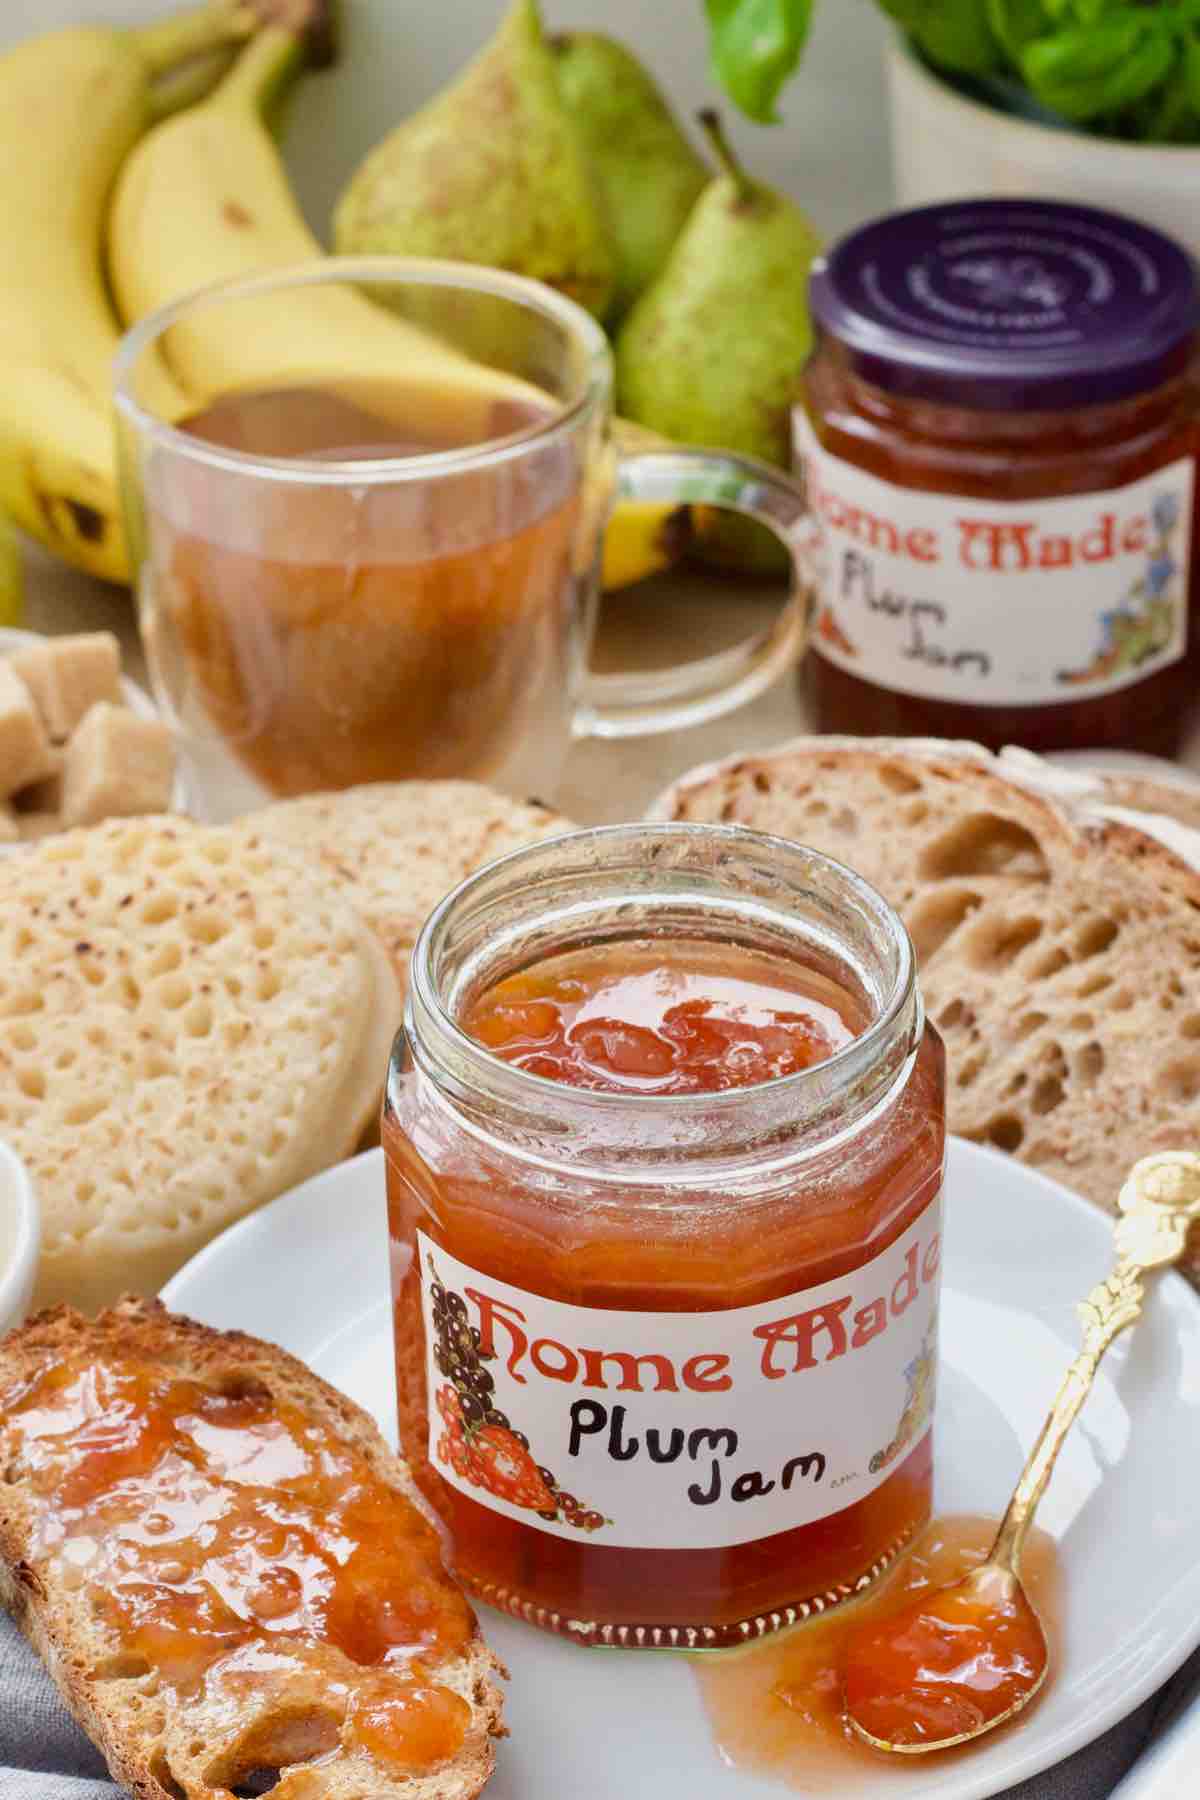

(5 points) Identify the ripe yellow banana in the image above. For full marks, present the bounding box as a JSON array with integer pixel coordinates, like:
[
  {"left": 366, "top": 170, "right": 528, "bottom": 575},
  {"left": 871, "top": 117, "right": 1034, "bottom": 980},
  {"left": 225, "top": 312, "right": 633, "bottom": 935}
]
[
  {"left": 108, "top": 27, "right": 547, "bottom": 439},
  {"left": 601, "top": 417, "right": 690, "bottom": 591},
  {"left": 109, "top": 28, "right": 691, "bottom": 593},
  {"left": 601, "top": 498, "right": 689, "bottom": 591},
  {"left": 0, "top": 3, "right": 253, "bottom": 583},
  {"left": 688, "top": 503, "right": 791, "bottom": 580},
  {"left": 0, "top": 511, "right": 23, "bottom": 628}
]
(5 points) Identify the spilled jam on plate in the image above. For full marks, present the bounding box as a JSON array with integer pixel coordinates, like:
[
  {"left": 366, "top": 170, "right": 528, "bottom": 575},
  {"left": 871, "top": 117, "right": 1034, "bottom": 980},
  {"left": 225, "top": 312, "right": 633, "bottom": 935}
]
[{"left": 695, "top": 1514, "right": 1060, "bottom": 1784}]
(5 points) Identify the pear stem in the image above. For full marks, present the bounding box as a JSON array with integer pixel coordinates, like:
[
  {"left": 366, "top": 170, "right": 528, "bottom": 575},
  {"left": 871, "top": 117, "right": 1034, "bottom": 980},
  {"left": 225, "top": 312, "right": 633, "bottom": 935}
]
[
  {"left": 697, "top": 108, "right": 753, "bottom": 205},
  {"left": 125, "top": 0, "right": 253, "bottom": 77}
]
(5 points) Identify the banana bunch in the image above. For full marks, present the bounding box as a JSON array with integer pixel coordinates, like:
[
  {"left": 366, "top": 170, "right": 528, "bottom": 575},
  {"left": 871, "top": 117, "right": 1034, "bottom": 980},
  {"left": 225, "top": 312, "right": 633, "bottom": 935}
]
[
  {"left": 108, "top": 26, "right": 540, "bottom": 440},
  {"left": 106, "top": 22, "right": 691, "bottom": 594},
  {"left": 0, "top": 514, "right": 23, "bottom": 628},
  {"left": 0, "top": 4, "right": 684, "bottom": 594},
  {"left": 604, "top": 420, "right": 691, "bottom": 591},
  {"left": 0, "top": 1, "right": 257, "bottom": 583}
]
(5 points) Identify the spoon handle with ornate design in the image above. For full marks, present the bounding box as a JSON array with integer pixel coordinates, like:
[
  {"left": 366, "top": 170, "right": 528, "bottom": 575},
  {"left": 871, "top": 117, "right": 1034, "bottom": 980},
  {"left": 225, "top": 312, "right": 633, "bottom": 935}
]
[{"left": 990, "top": 1152, "right": 1200, "bottom": 1579}]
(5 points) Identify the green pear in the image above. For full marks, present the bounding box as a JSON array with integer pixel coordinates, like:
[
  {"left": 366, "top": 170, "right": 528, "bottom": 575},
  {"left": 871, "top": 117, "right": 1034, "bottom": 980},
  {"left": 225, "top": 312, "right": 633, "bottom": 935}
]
[
  {"left": 334, "top": 0, "right": 614, "bottom": 319},
  {"left": 688, "top": 505, "right": 792, "bottom": 580},
  {"left": 615, "top": 110, "right": 821, "bottom": 466},
  {"left": 550, "top": 31, "right": 708, "bottom": 318}
]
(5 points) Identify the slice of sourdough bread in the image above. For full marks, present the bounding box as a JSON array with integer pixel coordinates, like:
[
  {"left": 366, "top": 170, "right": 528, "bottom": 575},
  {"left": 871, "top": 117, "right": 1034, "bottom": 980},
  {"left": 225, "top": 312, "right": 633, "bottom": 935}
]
[
  {"left": 0, "top": 1298, "right": 504, "bottom": 1800},
  {"left": 653, "top": 738, "right": 1200, "bottom": 1274}
]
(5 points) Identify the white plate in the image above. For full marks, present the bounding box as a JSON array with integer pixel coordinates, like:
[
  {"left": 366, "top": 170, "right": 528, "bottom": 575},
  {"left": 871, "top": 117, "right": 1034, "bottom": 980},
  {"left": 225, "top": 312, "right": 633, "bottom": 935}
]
[
  {"left": 1047, "top": 750, "right": 1200, "bottom": 791},
  {"left": 163, "top": 1140, "right": 1200, "bottom": 1800}
]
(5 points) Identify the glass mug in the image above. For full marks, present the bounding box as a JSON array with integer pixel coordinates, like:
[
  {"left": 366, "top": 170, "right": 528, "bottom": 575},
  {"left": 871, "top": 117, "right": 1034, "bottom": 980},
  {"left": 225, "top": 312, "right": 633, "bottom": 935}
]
[{"left": 114, "top": 259, "right": 807, "bottom": 820}]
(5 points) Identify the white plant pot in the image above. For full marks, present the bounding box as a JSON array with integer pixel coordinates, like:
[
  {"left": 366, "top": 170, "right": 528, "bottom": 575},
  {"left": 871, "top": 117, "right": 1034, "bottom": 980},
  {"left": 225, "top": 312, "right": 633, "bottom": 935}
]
[{"left": 887, "top": 36, "right": 1200, "bottom": 260}]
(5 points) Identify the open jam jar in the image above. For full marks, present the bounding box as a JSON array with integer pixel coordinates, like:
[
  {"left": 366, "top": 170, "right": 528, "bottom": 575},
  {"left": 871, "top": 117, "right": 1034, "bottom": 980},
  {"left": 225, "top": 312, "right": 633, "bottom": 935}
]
[
  {"left": 798, "top": 200, "right": 1200, "bottom": 756},
  {"left": 383, "top": 825, "right": 945, "bottom": 1648}
]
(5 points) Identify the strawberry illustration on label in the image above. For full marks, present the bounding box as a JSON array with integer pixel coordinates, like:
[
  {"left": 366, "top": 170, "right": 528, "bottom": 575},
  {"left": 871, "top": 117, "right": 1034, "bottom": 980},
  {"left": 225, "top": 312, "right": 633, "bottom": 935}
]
[
  {"left": 470, "top": 1423, "right": 554, "bottom": 1511},
  {"left": 427, "top": 1258, "right": 608, "bottom": 1531}
]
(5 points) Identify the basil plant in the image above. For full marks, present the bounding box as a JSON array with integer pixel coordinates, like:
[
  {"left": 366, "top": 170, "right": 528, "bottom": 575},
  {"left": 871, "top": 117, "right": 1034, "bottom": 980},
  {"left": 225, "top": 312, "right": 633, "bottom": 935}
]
[{"left": 706, "top": 0, "right": 1200, "bottom": 143}]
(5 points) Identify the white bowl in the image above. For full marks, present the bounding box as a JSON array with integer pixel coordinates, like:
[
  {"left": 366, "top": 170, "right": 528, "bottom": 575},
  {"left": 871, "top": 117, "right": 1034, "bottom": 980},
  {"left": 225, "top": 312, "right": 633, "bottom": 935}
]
[
  {"left": 887, "top": 36, "right": 1200, "bottom": 263},
  {"left": 0, "top": 1140, "right": 38, "bottom": 1335},
  {"left": 0, "top": 625, "right": 187, "bottom": 843}
]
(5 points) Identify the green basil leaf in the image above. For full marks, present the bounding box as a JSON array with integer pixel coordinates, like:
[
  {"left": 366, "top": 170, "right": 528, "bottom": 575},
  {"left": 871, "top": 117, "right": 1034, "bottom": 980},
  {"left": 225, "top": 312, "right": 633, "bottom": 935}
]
[
  {"left": 704, "top": 0, "right": 814, "bottom": 124},
  {"left": 1076, "top": 30, "right": 1176, "bottom": 117},
  {"left": 1021, "top": 17, "right": 1174, "bottom": 120},
  {"left": 1041, "top": 0, "right": 1124, "bottom": 20},
  {"left": 917, "top": 6, "right": 1003, "bottom": 74},
  {"left": 1185, "top": 35, "right": 1200, "bottom": 115},
  {"left": 1022, "top": 12, "right": 1145, "bottom": 84},
  {"left": 985, "top": 0, "right": 1053, "bottom": 62},
  {"left": 1071, "top": 0, "right": 1126, "bottom": 22},
  {"left": 877, "top": 0, "right": 1001, "bottom": 75},
  {"left": 1144, "top": 56, "right": 1196, "bottom": 141}
]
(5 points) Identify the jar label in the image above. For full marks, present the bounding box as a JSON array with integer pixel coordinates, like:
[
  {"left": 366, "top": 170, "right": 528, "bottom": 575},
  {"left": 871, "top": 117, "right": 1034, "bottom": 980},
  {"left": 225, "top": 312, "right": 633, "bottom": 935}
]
[
  {"left": 416, "top": 1195, "right": 941, "bottom": 1551},
  {"left": 794, "top": 412, "right": 1192, "bottom": 705}
]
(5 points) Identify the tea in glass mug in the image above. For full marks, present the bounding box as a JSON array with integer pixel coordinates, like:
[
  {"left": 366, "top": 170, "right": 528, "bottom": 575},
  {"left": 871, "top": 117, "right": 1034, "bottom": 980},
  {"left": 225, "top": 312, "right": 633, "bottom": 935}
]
[{"left": 115, "top": 260, "right": 806, "bottom": 819}]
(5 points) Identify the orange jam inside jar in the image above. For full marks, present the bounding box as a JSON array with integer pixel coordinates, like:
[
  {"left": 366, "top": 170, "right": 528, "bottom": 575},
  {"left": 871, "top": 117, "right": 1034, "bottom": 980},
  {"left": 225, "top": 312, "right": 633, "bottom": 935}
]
[
  {"left": 383, "top": 825, "right": 945, "bottom": 1648},
  {"left": 798, "top": 200, "right": 1200, "bottom": 756}
]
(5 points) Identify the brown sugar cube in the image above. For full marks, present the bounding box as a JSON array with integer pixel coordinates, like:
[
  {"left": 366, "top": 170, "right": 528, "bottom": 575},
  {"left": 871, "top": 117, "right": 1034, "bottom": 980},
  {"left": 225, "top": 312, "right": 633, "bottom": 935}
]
[
  {"left": 14, "top": 746, "right": 64, "bottom": 815},
  {"left": 60, "top": 703, "right": 176, "bottom": 828},
  {"left": 17, "top": 811, "right": 60, "bottom": 842},
  {"left": 0, "top": 802, "right": 17, "bottom": 843},
  {"left": 11, "top": 633, "right": 122, "bottom": 742},
  {"left": 0, "top": 660, "right": 58, "bottom": 797}
]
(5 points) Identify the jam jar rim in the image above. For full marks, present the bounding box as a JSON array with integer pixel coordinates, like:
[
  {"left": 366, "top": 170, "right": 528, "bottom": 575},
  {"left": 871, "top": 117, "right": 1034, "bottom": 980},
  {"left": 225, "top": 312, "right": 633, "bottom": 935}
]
[{"left": 395, "top": 822, "right": 923, "bottom": 1175}]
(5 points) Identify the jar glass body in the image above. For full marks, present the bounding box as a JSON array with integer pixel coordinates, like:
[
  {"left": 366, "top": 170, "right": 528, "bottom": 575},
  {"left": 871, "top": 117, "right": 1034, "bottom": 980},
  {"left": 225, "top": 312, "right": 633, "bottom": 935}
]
[
  {"left": 800, "top": 337, "right": 1200, "bottom": 756},
  {"left": 383, "top": 825, "right": 946, "bottom": 1648}
]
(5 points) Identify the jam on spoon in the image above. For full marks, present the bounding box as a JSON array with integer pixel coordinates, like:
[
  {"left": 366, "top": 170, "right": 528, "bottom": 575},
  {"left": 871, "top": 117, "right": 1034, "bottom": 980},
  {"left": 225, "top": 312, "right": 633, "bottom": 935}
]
[
  {"left": 843, "top": 1557, "right": 1047, "bottom": 1751},
  {"left": 842, "top": 1150, "right": 1200, "bottom": 1754}
]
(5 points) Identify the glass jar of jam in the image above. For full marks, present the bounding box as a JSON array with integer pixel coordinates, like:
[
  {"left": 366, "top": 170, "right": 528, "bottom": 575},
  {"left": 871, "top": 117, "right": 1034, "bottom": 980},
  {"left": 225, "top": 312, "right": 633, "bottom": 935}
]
[
  {"left": 798, "top": 199, "right": 1200, "bottom": 756},
  {"left": 383, "top": 824, "right": 946, "bottom": 1649}
]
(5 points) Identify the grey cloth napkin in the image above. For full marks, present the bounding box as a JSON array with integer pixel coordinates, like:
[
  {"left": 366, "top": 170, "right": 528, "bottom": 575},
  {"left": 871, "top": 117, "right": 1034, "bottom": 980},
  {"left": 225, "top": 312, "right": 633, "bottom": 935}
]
[{"left": 2, "top": 1607, "right": 1197, "bottom": 1800}]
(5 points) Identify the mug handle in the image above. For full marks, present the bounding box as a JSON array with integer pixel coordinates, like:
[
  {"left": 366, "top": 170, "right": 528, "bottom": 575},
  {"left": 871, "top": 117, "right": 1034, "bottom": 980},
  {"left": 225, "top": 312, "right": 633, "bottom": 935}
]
[{"left": 573, "top": 449, "right": 809, "bottom": 740}]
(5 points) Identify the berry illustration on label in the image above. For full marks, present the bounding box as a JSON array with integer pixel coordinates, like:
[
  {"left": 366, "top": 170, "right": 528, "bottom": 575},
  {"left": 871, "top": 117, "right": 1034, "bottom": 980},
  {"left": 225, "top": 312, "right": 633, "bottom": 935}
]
[
  {"left": 428, "top": 1259, "right": 608, "bottom": 1532},
  {"left": 868, "top": 1325, "right": 936, "bottom": 1475},
  {"left": 1059, "top": 490, "right": 1182, "bottom": 687}
]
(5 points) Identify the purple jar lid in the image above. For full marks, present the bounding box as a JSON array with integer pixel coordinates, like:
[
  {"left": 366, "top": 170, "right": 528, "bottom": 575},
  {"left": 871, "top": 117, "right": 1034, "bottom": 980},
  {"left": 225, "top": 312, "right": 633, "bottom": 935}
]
[{"left": 809, "top": 199, "right": 1200, "bottom": 411}]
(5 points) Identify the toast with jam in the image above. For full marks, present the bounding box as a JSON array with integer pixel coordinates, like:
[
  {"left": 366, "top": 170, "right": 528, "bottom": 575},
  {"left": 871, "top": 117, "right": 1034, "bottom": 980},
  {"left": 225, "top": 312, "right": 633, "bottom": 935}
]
[
  {"left": 0, "top": 1297, "right": 505, "bottom": 1800},
  {"left": 654, "top": 737, "right": 1200, "bottom": 1278}
]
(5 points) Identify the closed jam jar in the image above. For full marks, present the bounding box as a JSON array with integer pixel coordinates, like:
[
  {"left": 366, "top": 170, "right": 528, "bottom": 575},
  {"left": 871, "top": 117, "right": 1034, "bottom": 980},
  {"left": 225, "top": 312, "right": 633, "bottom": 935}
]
[
  {"left": 383, "top": 825, "right": 945, "bottom": 1648},
  {"left": 798, "top": 199, "right": 1200, "bottom": 756}
]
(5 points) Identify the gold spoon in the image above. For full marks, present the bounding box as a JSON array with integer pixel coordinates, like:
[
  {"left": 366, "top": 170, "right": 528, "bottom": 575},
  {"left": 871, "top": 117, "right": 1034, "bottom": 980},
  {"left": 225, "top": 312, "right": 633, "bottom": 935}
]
[{"left": 842, "top": 1150, "right": 1200, "bottom": 1756}]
